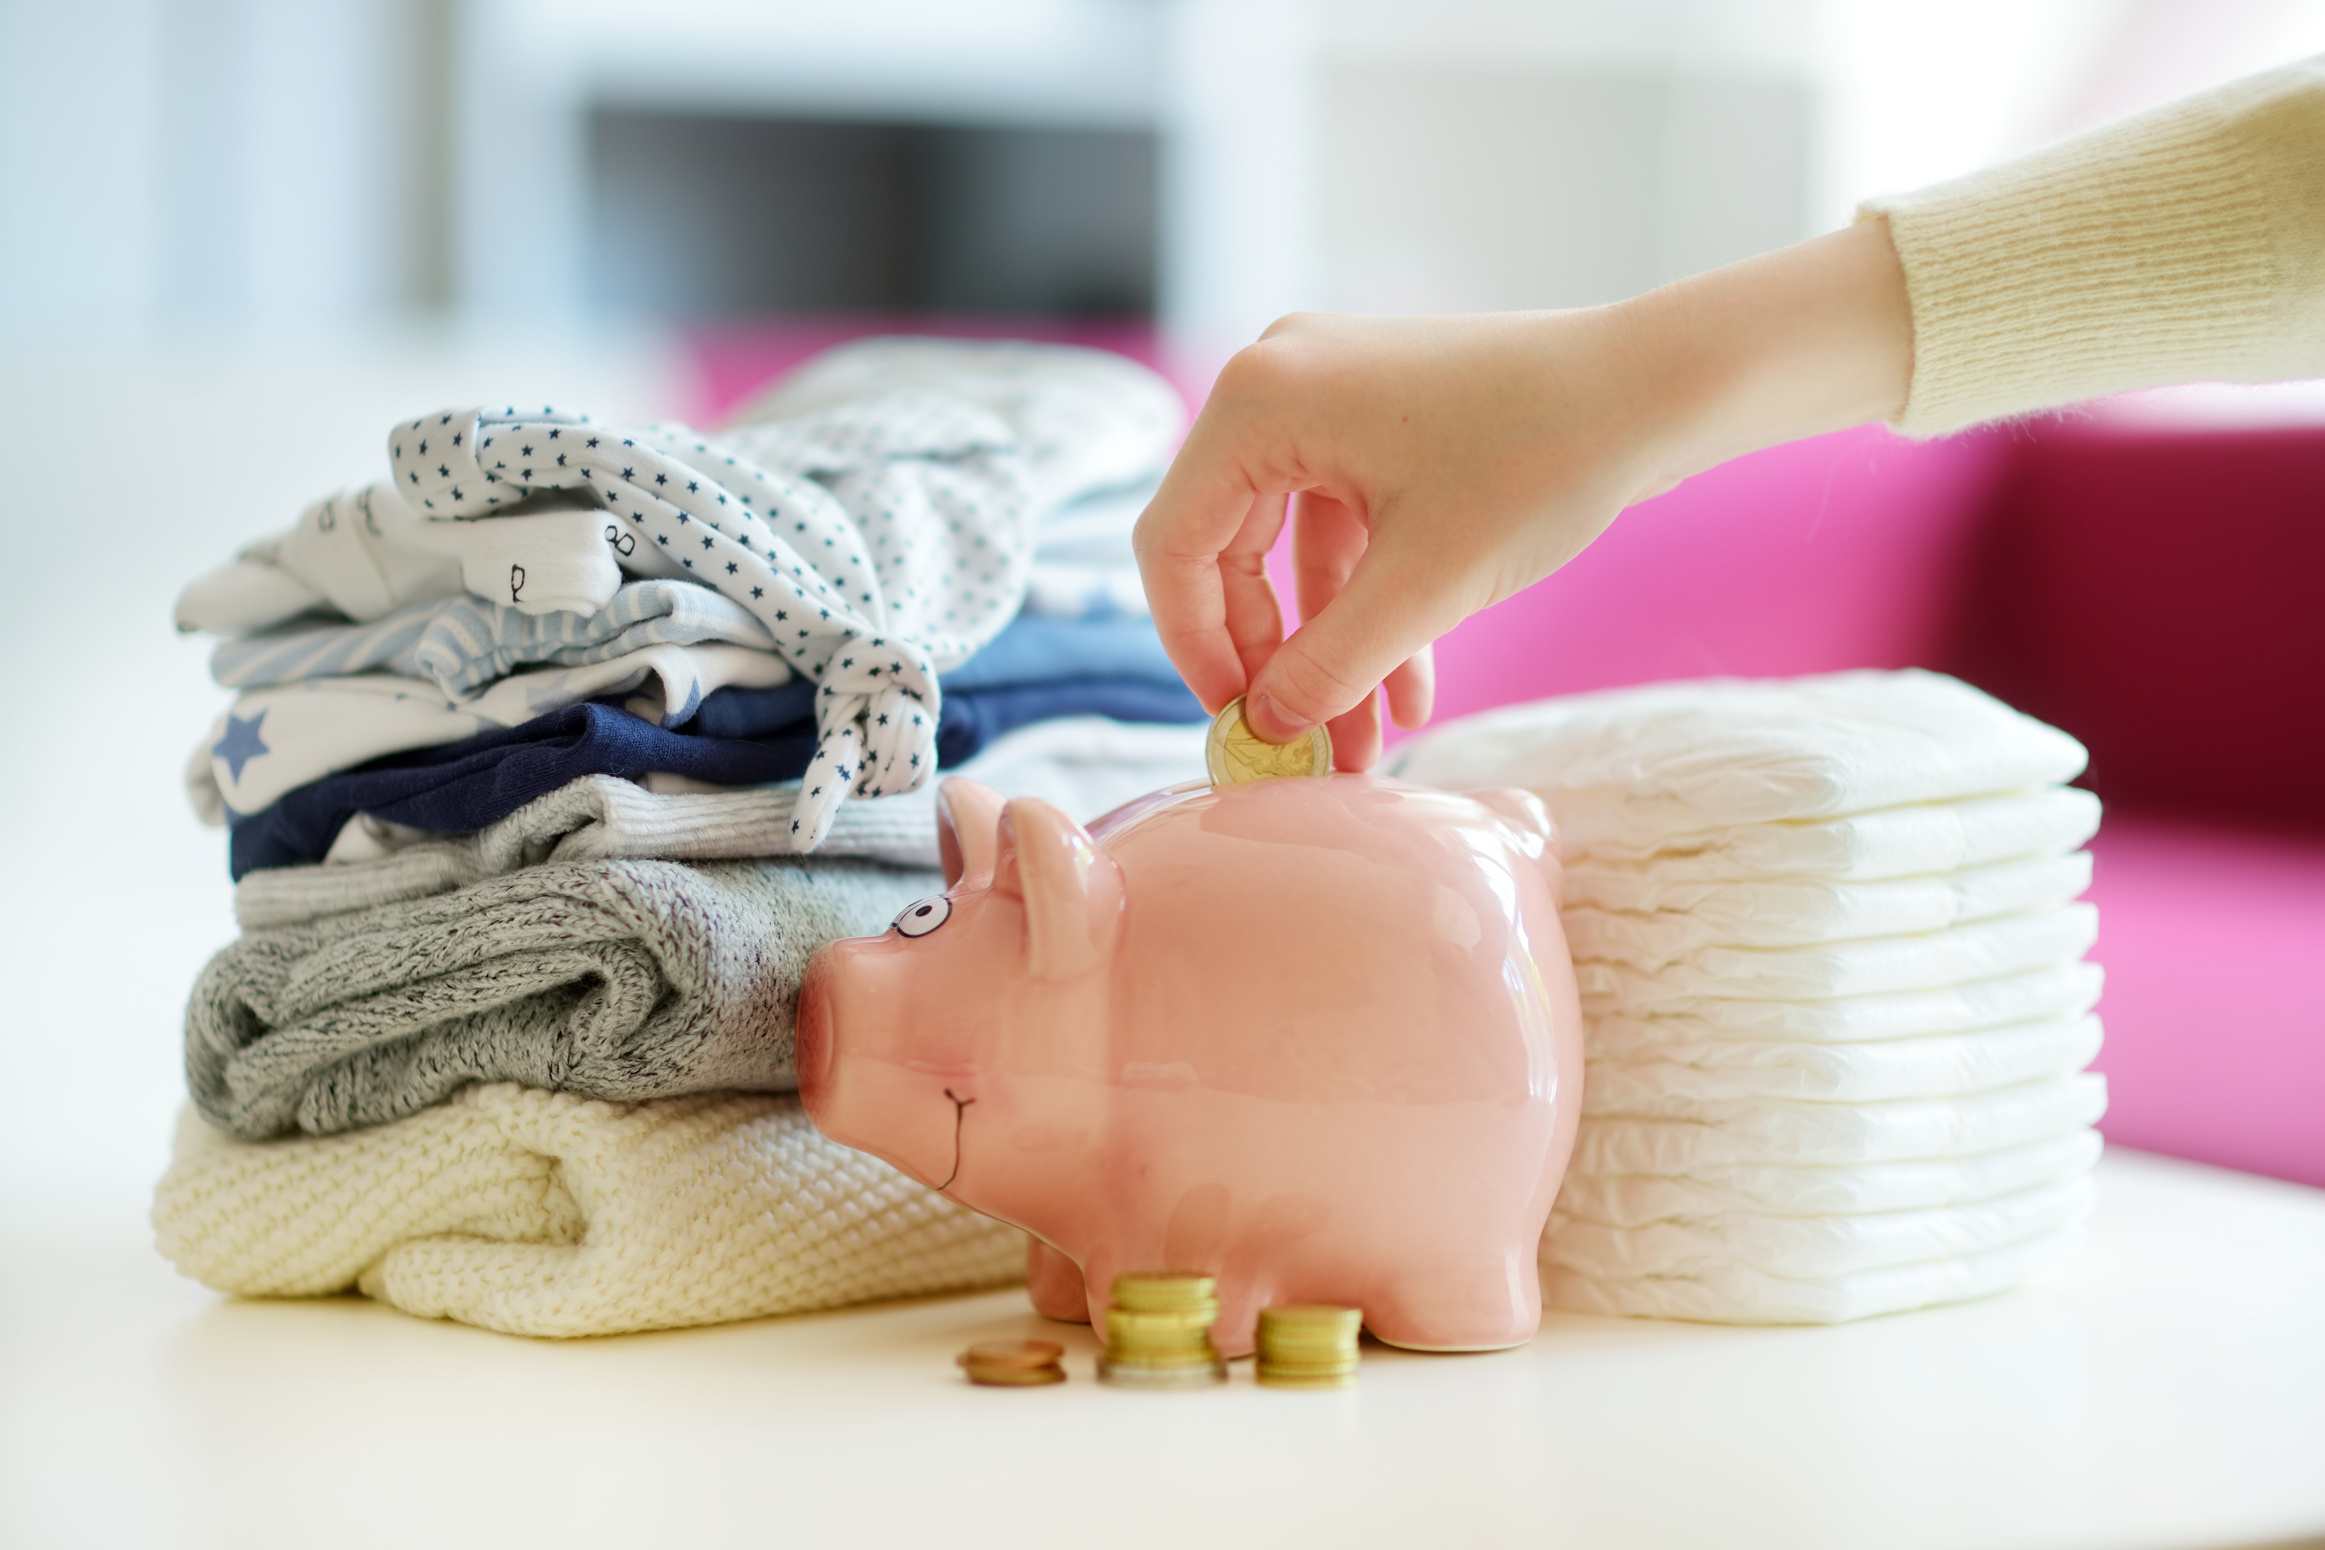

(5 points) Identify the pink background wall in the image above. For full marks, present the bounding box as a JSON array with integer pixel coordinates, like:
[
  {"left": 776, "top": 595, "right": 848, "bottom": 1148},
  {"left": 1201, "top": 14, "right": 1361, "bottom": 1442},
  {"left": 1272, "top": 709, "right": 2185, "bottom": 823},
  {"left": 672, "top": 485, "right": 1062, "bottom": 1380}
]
[{"left": 1410, "top": 427, "right": 2007, "bottom": 720}]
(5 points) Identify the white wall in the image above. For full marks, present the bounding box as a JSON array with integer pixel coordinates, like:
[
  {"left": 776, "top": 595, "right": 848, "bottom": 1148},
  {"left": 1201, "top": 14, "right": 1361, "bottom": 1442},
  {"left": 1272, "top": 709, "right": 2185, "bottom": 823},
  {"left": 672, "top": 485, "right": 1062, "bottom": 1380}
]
[
  {"left": 0, "top": 0, "right": 429, "bottom": 341},
  {"left": 1158, "top": 0, "right": 1825, "bottom": 344},
  {"left": 1313, "top": 61, "right": 1811, "bottom": 315},
  {"left": 12, "top": 0, "right": 2323, "bottom": 349},
  {"left": 0, "top": 0, "right": 170, "bottom": 341}
]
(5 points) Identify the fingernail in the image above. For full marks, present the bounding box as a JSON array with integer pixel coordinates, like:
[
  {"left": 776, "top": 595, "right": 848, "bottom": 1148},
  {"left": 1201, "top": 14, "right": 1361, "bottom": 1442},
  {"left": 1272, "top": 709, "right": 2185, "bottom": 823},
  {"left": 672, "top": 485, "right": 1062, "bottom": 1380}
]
[{"left": 1245, "top": 691, "right": 1301, "bottom": 743}]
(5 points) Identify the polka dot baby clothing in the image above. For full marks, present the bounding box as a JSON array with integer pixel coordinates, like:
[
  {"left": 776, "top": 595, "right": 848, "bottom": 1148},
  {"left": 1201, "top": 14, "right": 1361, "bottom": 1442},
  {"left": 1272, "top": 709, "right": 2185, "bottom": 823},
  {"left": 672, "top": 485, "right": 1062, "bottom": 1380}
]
[
  {"left": 389, "top": 391, "right": 1035, "bottom": 850},
  {"left": 731, "top": 337, "right": 1188, "bottom": 626}
]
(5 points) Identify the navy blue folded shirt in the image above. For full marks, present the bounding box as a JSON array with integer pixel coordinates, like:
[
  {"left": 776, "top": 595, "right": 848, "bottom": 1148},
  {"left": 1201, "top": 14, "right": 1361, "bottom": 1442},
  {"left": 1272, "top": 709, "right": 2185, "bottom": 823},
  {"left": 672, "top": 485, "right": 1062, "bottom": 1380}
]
[{"left": 227, "top": 676, "right": 1204, "bottom": 878}]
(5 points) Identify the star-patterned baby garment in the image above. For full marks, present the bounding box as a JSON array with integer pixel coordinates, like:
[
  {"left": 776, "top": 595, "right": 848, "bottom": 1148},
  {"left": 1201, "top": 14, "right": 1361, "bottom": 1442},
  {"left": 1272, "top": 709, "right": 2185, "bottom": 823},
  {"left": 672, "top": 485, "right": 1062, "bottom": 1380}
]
[
  {"left": 190, "top": 644, "right": 792, "bottom": 821},
  {"left": 389, "top": 393, "right": 1035, "bottom": 848}
]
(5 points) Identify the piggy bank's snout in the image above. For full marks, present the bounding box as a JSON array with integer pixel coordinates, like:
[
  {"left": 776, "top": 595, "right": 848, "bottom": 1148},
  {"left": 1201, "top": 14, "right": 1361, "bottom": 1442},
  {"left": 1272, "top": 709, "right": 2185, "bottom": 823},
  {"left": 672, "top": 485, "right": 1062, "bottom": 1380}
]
[{"left": 791, "top": 941, "right": 963, "bottom": 1190}]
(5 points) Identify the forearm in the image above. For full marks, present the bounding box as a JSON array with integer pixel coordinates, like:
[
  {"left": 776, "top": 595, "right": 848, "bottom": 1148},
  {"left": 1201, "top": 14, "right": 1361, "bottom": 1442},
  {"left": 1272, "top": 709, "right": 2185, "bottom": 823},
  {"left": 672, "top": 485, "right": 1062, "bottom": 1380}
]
[
  {"left": 1615, "top": 217, "right": 1914, "bottom": 492},
  {"left": 1612, "top": 52, "right": 2325, "bottom": 471},
  {"left": 1868, "top": 54, "right": 2325, "bottom": 434}
]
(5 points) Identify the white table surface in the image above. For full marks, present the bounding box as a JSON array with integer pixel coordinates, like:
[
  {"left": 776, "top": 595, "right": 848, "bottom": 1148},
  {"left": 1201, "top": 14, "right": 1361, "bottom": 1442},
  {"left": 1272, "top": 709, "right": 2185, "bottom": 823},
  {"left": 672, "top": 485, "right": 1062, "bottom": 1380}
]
[{"left": 4, "top": 1148, "right": 2321, "bottom": 1550}]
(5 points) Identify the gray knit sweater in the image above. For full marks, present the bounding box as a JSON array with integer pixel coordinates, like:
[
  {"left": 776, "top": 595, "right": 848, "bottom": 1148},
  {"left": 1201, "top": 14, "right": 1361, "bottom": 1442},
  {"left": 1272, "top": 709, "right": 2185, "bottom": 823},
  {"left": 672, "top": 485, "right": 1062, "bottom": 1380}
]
[{"left": 186, "top": 856, "right": 938, "bottom": 1140}]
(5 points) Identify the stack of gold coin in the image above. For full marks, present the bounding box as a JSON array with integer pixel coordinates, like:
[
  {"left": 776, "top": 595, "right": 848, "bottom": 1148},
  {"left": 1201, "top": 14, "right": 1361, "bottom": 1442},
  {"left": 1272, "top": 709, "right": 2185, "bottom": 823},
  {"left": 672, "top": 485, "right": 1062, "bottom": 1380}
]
[
  {"left": 956, "top": 1339, "right": 1067, "bottom": 1387},
  {"left": 1096, "top": 1271, "right": 1228, "bottom": 1388},
  {"left": 1254, "top": 1304, "right": 1362, "bottom": 1389},
  {"left": 1205, "top": 696, "right": 1334, "bottom": 786}
]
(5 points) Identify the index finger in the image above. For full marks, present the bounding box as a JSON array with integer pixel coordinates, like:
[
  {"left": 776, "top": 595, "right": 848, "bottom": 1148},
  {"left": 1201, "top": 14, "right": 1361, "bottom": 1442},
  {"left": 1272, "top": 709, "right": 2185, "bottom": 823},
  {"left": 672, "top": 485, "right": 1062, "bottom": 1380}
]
[{"left": 1133, "top": 417, "right": 1295, "bottom": 714}]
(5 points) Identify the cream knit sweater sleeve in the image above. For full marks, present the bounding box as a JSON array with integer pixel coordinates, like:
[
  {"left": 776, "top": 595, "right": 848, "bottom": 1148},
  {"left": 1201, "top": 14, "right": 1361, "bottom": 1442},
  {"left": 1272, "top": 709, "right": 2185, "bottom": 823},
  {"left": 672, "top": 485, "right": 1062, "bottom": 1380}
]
[{"left": 1861, "top": 55, "right": 2325, "bottom": 436}]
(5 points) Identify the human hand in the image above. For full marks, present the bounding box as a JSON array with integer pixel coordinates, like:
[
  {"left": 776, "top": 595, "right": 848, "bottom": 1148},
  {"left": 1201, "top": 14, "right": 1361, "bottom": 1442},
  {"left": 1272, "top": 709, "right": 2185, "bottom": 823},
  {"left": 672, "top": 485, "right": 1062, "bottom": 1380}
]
[
  {"left": 1134, "top": 308, "right": 1673, "bottom": 768},
  {"left": 1134, "top": 219, "right": 1912, "bottom": 768}
]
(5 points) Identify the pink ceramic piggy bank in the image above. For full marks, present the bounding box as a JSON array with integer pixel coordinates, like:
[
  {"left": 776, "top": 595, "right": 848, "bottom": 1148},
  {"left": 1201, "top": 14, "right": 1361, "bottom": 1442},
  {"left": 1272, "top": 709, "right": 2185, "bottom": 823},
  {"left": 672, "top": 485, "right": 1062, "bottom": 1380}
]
[{"left": 795, "top": 772, "right": 1583, "bottom": 1355}]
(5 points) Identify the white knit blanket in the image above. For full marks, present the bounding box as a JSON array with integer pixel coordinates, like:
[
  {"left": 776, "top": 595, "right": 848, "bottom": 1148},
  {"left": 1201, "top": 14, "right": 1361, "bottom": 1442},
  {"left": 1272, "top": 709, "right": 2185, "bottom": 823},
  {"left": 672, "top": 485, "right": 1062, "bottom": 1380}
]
[{"left": 152, "top": 1085, "right": 1024, "bottom": 1337}]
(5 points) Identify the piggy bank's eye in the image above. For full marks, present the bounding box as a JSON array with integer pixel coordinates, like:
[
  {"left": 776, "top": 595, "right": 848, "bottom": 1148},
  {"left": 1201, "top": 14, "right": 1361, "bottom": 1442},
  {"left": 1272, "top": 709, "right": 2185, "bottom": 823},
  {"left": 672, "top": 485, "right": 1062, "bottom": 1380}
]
[{"left": 893, "top": 895, "right": 951, "bottom": 938}]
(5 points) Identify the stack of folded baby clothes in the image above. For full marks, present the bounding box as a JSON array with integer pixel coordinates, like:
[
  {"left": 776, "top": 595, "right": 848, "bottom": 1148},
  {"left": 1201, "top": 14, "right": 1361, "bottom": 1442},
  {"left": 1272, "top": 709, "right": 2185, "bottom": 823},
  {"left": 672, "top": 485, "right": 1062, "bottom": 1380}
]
[
  {"left": 1390, "top": 669, "right": 2105, "bottom": 1324},
  {"left": 153, "top": 339, "right": 1213, "bottom": 1337}
]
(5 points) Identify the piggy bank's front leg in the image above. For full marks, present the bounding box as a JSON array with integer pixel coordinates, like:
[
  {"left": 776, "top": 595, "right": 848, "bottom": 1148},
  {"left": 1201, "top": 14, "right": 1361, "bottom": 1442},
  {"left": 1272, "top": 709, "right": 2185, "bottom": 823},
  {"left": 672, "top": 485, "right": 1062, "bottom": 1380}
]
[
  {"left": 1025, "top": 1239, "right": 1089, "bottom": 1323},
  {"left": 1362, "top": 1253, "right": 1545, "bottom": 1352}
]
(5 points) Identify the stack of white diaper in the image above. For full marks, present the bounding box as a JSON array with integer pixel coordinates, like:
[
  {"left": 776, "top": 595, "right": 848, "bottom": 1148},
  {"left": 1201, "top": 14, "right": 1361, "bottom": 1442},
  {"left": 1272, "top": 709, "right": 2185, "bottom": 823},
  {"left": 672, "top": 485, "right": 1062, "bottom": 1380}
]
[{"left": 1389, "top": 669, "right": 2106, "bottom": 1324}]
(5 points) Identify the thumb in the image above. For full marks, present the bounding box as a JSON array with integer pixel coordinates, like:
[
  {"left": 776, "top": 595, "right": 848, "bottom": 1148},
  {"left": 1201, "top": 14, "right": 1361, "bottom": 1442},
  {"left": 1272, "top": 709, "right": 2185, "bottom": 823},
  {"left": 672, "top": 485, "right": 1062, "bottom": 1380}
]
[{"left": 1243, "top": 550, "right": 1457, "bottom": 742}]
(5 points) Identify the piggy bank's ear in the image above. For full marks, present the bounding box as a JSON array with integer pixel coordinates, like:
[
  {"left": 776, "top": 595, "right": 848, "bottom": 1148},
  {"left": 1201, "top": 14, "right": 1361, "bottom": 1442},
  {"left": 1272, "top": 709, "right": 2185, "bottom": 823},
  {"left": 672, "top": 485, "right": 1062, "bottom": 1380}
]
[
  {"left": 1467, "top": 787, "right": 1564, "bottom": 910},
  {"left": 937, "top": 778, "right": 1006, "bottom": 889},
  {"left": 992, "top": 797, "right": 1125, "bottom": 981}
]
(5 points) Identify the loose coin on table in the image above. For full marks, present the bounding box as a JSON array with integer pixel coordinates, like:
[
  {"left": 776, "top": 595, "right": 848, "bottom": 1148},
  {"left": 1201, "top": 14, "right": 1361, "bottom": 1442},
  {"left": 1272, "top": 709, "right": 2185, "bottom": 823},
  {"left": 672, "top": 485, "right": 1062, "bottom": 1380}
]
[
  {"left": 1204, "top": 696, "right": 1334, "bottom": 786},
  {"left": 1097, "top": 1271, "right": 1228, "bottom": 1389},
  {"left": 1255, "top": 1304, "right": 1362, "bottom": 1389},
  {"left": 957, "top": 1339, "right": 1067, "bottom": 1387}
]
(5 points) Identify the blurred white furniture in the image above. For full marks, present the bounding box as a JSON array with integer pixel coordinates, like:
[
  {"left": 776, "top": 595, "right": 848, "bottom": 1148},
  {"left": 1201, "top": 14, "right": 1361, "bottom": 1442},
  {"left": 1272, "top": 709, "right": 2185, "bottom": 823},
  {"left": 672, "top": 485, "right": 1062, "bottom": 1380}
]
[
  {"left": 4, "top": 1148, "right": 2320, "bottom": 1550},
  {"left": 454, "top": 0, "right": 1820, "bottom": 342},
  {"left": 21, "top": 1, "right": 2325, "bottom": 348}
]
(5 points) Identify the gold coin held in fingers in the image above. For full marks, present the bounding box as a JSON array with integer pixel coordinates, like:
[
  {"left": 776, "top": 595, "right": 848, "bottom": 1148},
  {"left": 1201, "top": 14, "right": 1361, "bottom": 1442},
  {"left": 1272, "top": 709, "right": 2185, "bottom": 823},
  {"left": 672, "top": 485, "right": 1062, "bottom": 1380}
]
[{"left": 1204, "top": 696, "right": 1334, "bottom": 786}]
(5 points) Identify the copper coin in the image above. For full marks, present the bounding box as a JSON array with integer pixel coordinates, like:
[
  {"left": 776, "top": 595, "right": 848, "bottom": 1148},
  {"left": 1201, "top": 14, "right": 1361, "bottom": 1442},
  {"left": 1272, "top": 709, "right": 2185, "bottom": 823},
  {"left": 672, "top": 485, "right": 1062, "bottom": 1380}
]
[
  {"left": 956, "top": 1339, "right": 1065, "bottom": 1372},
  {"left": 965, "top": 1364, "right": 1068, "bottom": 1387}
]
